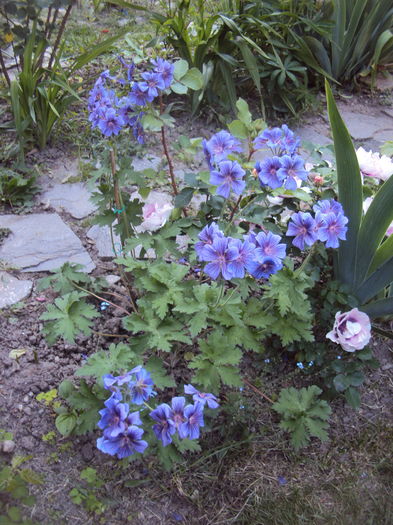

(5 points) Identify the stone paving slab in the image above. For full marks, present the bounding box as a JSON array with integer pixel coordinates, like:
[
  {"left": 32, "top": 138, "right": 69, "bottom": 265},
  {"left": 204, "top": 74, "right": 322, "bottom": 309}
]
[
  {"left": 0, "top": 272, "right": 33, "bottom": 308},
  {"left": 40, "top": 183, "right": 97, "bottom": 219},
  {"left": 0, "top": 213, "right": 95, "bottom": 273}
]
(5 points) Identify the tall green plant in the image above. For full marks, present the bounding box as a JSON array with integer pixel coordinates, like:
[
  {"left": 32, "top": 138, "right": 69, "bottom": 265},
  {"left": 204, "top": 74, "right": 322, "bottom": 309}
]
[
  {"left": 1, "top": 0, "right": 127, "bottom": 152},
  {"left": 294, "top": 0, "right": 393, "bottom": 84},
  {"left": 326, "top": 80, "right": 393, "bottom": 317},
  {"left": 108, "top": 0, "right": 264, "bottom": 113}
]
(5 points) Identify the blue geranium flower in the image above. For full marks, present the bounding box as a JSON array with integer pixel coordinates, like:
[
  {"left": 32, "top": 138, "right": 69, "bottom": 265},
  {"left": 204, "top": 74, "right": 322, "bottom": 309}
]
[
  {"left": 182, "top": 402, "right": 205, "bottom": 440},
  {"left": 129, "top": 368, "right": 155, "bottom": 404},
  {"left": 255, "top": 157, "right": 285, "bottom": 189},
  {"left": 210, "top": 160, "right": 246, "bottom": 198},
  {"left": 201, "top": 236, "right": 238, "bottom": 280},
  {"left": 184, "top": 385, "right": 220, "bottom": 409},
  {"left": 248, "top": 256, "right": 283, "bottom": 279},
  {"left": 151, "top": 58, "right": 174, "bottom": 89},
  {"left": 139, "top": 71, "right": 165, "bottom": 100},
  {"left": 150, "top": 403, "right": 176, "bottom": 446},
  {"left": 227, "top": 238, "right": 256, "bottom": 278},
  {"left": 286, "top": 212, "right": 317, "bottom": 250},
  {"left": 315, "top": 211, "right": 348, "bottom": 248},
  {"left": 195, "top": 222, "right": 224, "bottom": 261},
  {"left": 252, "top": 231, "right": 286, "bottom": 264},
  {"left": 277, "top": 154, "right": 308, "bottom": 190},
  {"left": 97, "top": 396, "right": 129, "bottom": 438},
  {"left": 206, "top": 130, "right": 243, "bottom": 162},
  {"left": 97, "top": 108, "right": 125, "bottom": 137},
  {"left": 97, "top": 426, "right": 148, "bottom": 459}
]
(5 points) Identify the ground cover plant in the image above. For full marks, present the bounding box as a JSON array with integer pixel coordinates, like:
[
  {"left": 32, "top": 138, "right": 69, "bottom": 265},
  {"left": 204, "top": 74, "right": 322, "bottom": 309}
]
[
  {"left": 35, "top": 56, "right": 392, "bottom": 465},
  {"left": 0, "top": 3, "right": 393, "bottom": 524}
]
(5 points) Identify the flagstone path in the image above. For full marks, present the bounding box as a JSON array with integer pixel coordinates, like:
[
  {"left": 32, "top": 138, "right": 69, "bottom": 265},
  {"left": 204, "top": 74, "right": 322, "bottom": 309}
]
[{"left": 1, "top": 98, "right": 393, "bottom": 307}]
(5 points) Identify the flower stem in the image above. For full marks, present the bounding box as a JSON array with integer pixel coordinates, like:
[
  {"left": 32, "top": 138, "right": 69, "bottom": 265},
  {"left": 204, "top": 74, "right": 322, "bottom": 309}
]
[
  {"left": 243, "top": 378, "right": 274, "bottom": 404},
  {"left": 295, "top": 243, "right": 316, "bottom": 276},
  {"left": 72, "top": 282, "right": 133, "bottom": 316},
  {"left": 159, "top": 95, "right": 178, "bottom": 196}
]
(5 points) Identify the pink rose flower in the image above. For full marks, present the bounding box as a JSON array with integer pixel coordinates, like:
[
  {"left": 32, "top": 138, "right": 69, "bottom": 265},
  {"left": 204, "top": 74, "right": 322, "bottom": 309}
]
[
  {"left": 326, "top": 308, "right": 371, "bottom": 352},
  {"left": 356, "top": 147, "right": 393, "bottom": 181},
  {"left": 136, "top": 201, "right": 173, "bottom": 233}
]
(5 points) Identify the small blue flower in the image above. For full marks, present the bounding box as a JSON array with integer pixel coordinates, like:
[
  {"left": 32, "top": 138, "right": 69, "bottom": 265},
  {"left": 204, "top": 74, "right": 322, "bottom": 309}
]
[
  {"left": 182, "top": 402, "right": 205, "bottom": 440},
  {"left": 202, "top": 236, "right": 238, "bottom": 280},
  {"left": 97, "top": 426, "right": 148, "bottom": 459},
  {"left": 150, "top": 403, "right": 176, "bottom": 446},
  {"left": 286, "top": 212, "right": 317, "bottom": 250},
  {"left": 98, "top": 396, "right": 129, "bottom": 438},
  {"left": 206, "top": 130, "right": 243, "bottom": 162},
  {"left": 184, "top": 385, "right": 220, "bottom": 409},
  {"left": 296, "top": 362, "right": 304, "bottom": 369},
  {"left": 277, "top": 154, "right": 308, "bottom": 190},
  {"left": 255, "top": 157, "right": 285, "bottom": 189},
  {"left": 129, "top": 369, "right": 155, "bottom": 404},
  {"left": 210, "top": 160, "right": 246, "bottom": 199},
  {"left": 195, "top": 222, "right": 224, "bottom": 261},
  {"left": 248, "top": 256, "right": 283, "bottom": 280},
  {"left": 278, "top": 475, "right": 288, "bottom": 486}
]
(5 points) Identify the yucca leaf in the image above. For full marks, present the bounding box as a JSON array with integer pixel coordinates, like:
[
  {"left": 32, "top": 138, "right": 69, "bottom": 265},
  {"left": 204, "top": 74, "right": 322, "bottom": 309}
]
[
  {"left": 362, "top": 297, "right": 393, "bottom": 318},
  {"left": 370, "top": 235, "right": 393, "bottom": 274},
  {"left": 355, "top": 255, "right": 393, "bottom": 304},
  {"left": 325, "top": 80, "right": 363, "bottom": 288},
  {"left": 355, "top": 175, "right": 393, "bottom": 286}
]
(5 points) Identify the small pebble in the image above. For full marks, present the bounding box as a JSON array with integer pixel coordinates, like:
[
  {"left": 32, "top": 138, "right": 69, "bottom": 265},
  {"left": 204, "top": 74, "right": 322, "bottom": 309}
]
[{"left": 2, "top": 440, "right": 15, "bottom": 453}]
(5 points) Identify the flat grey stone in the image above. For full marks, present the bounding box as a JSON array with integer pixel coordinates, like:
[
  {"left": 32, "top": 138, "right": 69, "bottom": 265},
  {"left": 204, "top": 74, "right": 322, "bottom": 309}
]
[
  {"left": 41, "top": 183, "right": 96, "bottom": 219},
  {"left": 295, "top": 126, "right": 332, "bottom": 147},
  {"left": 0, "top": 272, "right": 33, "bottom": 308},
  {"left": 132, "top": 155, "right": 162, "bottom": 172},
  {"left": 0, "top": 213, "right": 95, "bottom": 272},
  {"left": 382, "top": 108, "right": 393, "bottom": 119},
  {"left": 46, "top": 157, "right": 80, "bottom": 183},
  {"left": 87, "top": 224, "right": 121, "bottom": 259},
  {"left": 373, "top": 129, "right": 393, "bottom": 142},
  {"left": 375, "top": 74, "right": 393, "bottom": 91},
  {"left": 339, "top": 112, "right": 383, "bottom": 140}
]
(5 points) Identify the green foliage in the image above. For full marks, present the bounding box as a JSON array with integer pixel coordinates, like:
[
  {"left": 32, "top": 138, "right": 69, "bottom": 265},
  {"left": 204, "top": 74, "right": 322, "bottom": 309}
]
[
  {"left": 293, "top": 0, "right": 393, "bottom": 85},
  {"left": 0, "top": 0, "right": 127, "bottom": 154},
  {"left": 37, "top": 262, "right": 105, "bottom": 295},
  {"left": 326, "top": 82, "right": 393, "bottom": 316},
  {"left": 0, "top": 450, "right": 43, "bottom": 525},
  {"left": 0, "top": 166, "right": 38, "bottom": 208},
  {"left": 69, "top": 467, "right": 106, "bottom": 515},
  {"left": 111, "top": 0, "right": 264, "bottom": 113},
  {"left": 36, "top": 389, "right": 58, "bottom": 406},
  {"left": 40, "top": 291, "right": 99, "bottom": 344},
  {"left": 55, "top": 379, "right": 106, "bottom": 436},
  {"left": 273, "top": 386, "right": 331, "bottom": 450},
  {"left": 261, "top": 263, "right": 315, "bottom": 345}
]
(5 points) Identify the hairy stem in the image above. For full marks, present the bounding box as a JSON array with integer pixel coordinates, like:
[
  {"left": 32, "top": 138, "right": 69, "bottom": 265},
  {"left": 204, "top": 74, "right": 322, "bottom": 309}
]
[
  {"left": 243, "top": 378, "right": 274, "bottom": 404},
  {"left": 72, "top": 282, "right": 132, "bottom": 316},
  {"left": 48, "top": 4, "right": 72, "bottom": 71}
]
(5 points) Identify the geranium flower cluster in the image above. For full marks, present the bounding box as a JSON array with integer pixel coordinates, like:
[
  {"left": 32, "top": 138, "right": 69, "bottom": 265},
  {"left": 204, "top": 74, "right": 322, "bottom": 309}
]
[
  {"left": 195, "top": 222, "right": 286, "bottom": 280},
  {"left": 253, "top": 125, "right": 308, "bottom": 190},
  {"left": 88, "top": 57, "right": 174, "bottom": 142},
  {"left": 96, "top": 367, "right": 219, "bottom": 458},
  {"left": 286, "top": 199, "right": 348, "bottom": 250},
  {"left": 202, "top": 131, "right": 246, "bottom": 199},
  {"left": 150, "top": 385, "right": 219, "bottom": 446}
]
